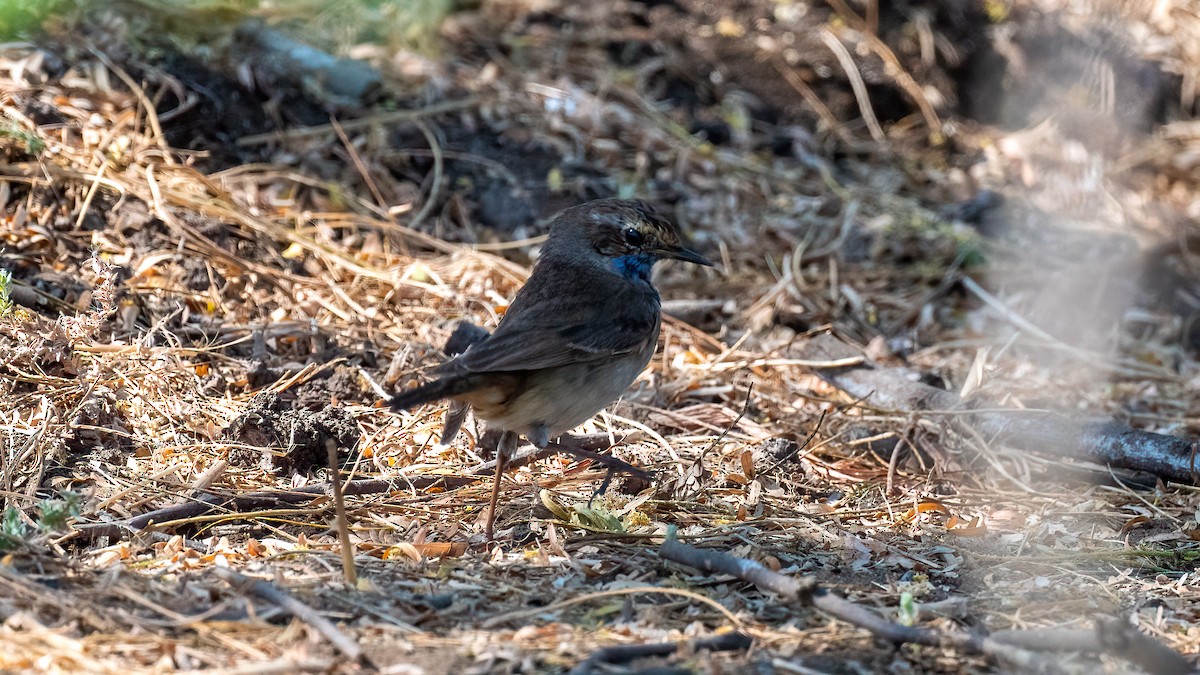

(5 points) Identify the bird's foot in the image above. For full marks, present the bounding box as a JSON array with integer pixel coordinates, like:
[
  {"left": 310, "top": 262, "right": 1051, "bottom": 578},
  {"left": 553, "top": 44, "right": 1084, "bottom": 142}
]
[{"left": 586, "top": 466, "right": 618, "bottom": 508}]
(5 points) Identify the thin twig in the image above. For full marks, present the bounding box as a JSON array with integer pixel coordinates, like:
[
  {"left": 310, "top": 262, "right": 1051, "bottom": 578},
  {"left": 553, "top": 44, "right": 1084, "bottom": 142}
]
[
  {"left": 330, "top": 116, "right": 388, "bottom": 213},
  {"left": 687, "top": 383, "right": 755, "bottom": 499},
  {"left": 960, "top": 275, "right": 1172, "bottom": 379},
  {"left": 569, "top": 632, "right": 752, "bottom": 675},
  {"left": 771, "top": 54, "right": 849, "bottom": 143},
  {"left": 325, "top": 438, "right": 357, "bottom": 586},
  {"left": 73, "top": 434, "right": 634, "bottom": 541},
  {"left": 818, "top": 28, "right": 885, "bottom": 143},
  {"left": 211, "top": 567, "right": 367, "bottom": 665},
  {"left": 823, "top": 0, "right": 943, "bottom": 141},
  {"left": 761, "top": 408, "right": 827, "bottom": 477},
  {"left": 406, "top": 118, "right": 443, "bottom": 232},
  {"left": 659, "top": 536, "right": 1189, "bottom": 675},
  {"left": 481, "top": 585, "right": 744, "bottom": 630},
  {"left": 88, "top": 48, "right": 173, "bottom": 162}
]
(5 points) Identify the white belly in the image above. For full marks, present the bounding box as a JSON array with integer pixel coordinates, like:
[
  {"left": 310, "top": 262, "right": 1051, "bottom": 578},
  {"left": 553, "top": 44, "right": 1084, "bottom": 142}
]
[{"left": 475, "top": 347, "right": 654, "bottom": 439}]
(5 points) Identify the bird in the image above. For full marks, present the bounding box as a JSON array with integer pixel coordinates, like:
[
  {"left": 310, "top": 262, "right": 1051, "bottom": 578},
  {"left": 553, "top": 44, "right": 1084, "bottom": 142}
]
[{"left": 390, "top": 198, "right": 712, "bottom": 540}]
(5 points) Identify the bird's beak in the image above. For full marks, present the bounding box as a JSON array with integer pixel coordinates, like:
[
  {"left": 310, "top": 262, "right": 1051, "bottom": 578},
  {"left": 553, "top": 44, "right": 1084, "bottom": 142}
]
[{"left": 661, "top": 244, "right": 714, "bottom": 267}]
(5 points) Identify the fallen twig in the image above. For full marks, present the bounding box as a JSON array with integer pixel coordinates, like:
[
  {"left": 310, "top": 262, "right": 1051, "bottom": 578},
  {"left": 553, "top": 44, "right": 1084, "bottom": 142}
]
[
  {"left": 74, "top": 433, "right": 646, "bottom": 541},
  {"left": 659, "top": 537, "right": 1191, "bottom": 675},
  {"left": 803, "top": 333, "right": 1200, "bottom": 484},
  {"left": 685, "top": 383, "right": 755, "bottom": 500},
  {"left": 231, "top": 19, "right": 382, "bottom": 104},
  {"left": 73, "top": 475, "right": 469, "bottom": 542},
  {"left": 568, "top": 631, "right": 753, "bottom": 675},
  {"left": 211, "top": 567, "right": 368, "bottom": 665},
  {"left": 325, "top": 438, "right": 357, "bottom": 586},
  {"left": 990, "top": 623, "right": 1194, "bottom": 675}
]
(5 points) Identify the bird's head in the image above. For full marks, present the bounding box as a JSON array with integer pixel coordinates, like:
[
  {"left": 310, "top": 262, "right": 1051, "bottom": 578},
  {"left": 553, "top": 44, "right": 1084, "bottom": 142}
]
[{"left": 545, "top": 199, "right": 712, "bottom": 281}]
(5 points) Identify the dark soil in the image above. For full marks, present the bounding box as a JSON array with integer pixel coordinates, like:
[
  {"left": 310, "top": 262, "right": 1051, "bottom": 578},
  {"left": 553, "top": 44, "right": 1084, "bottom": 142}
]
[{"left": 223, "top": 392, "right": 360, "bottom": 474}]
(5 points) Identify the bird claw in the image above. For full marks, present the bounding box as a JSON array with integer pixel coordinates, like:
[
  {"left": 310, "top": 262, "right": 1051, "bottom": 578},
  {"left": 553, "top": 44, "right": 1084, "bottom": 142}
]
[{"left": 586, "top": 466, "right": 618, "bottom": 508}]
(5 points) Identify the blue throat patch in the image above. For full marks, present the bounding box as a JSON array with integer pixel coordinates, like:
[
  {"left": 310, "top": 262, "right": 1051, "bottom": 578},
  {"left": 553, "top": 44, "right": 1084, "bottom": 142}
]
[{"left": 611, "top": 254, "right": 657, "bottom": 282}]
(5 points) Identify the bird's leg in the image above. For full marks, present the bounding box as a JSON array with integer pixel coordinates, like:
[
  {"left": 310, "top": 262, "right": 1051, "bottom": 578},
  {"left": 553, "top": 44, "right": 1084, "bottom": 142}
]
[
  {"left": 485, "top": 430, "right": 519, "bottom": 540},
  {"left": 554, "top": 432, "right": 625, "bottom": 507},
  {"left": 587, "top": 467, "right": 618, "bottom": 508}
]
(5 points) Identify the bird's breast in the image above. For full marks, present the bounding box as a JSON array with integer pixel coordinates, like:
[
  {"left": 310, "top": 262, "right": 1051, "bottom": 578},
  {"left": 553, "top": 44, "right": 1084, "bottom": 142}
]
[{"left": 470, "top": 326, "right": 658, "bottom": 437}]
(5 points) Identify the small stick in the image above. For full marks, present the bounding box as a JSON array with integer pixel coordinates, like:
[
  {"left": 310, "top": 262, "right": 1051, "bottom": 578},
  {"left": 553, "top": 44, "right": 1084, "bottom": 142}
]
[
  {"left": 73, "top": 474, "right": 473, "bottom": 541},
  {"left": 569, "top": 632, "right": 752, "bottom": 675},
  {"left": 189, "top": 459, "right": 227, "bottom": 494},
  {"left": 74, "top": 433, "right": 639, "bottom": 542},
  {"left": 659, "top": 537, "right": 1189, "bottom": 675},
  {"left": 325, "top": 438, "right": 357, "bottom": 586},
  {"left": 686, "top": 383, "right": 754, "bottom": 500},
  {"left": 212, "top": 567, "right": 367, "bottom": 664}
]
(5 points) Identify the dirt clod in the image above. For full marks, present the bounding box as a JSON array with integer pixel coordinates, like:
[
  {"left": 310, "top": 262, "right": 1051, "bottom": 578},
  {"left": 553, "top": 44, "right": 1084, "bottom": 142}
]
[{"left": 223, "top": 392, "right": 360, "bottom": 474}]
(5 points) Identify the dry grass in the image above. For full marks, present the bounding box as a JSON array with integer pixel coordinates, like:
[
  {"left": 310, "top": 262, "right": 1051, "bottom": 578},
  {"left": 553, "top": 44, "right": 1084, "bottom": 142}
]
[{"left": 2, "top": 1, "right": 1200, "bottom": 673}]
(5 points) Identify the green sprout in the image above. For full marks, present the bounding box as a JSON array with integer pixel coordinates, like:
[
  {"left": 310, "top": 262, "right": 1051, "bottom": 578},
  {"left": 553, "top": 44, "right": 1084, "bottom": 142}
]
[{"left": 0, "top": 268, "right": 13, "bottom": 315}]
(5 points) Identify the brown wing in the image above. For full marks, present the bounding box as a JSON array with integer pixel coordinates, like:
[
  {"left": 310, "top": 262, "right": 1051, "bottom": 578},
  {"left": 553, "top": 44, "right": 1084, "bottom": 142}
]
[{"left": 453, "top": 264, "right": 660, "bottom": 374}]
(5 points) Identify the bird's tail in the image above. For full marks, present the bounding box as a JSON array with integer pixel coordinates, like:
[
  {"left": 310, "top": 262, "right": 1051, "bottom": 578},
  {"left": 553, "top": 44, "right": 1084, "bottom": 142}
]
[
  {"left": 392, "top": 321, "right": 491, "bottom": 411},
  {"left": 389, "top": 375, "right": 478, "bottom": 410}
]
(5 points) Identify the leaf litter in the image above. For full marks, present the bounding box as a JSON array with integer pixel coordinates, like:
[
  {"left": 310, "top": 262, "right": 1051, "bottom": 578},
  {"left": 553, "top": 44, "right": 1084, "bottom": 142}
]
[{"left": 1, "top": 0, "right": 1199, "bottom": 673}]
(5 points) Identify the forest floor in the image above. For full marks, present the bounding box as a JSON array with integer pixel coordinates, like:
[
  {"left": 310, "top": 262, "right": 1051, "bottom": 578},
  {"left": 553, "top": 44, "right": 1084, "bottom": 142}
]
[{"left": 1, "top": 1, "right": 1199, "bottom": 673}]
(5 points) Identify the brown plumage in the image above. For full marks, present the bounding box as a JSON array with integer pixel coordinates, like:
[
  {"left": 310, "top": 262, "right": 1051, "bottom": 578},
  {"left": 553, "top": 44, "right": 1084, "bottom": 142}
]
[{"left": 391, "top": 198, "right": 711, "bottom": 539}]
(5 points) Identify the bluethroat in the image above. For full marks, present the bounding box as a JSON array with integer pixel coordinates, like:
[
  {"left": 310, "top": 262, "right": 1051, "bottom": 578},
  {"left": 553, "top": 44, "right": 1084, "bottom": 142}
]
[{"left": 391, "top": 198, "right": 712, "bottom": 539}]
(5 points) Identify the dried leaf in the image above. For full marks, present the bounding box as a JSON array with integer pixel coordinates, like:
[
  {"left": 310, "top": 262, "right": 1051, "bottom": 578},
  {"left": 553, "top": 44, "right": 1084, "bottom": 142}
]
[
  {"left": 540, "top": 490, "right": 572, "bottom": 521},
  {"left": 740, "top": 449, "right": 755, "bottom": 479},
  {"left": 1120, "top": 515, "right": 1151, "bottom": 536}
]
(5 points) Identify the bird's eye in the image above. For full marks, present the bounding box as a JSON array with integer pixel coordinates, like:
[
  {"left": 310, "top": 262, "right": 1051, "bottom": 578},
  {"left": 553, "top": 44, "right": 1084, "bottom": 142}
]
[{"left": 622, "top": 227, "right": 645, "bottom": 246}]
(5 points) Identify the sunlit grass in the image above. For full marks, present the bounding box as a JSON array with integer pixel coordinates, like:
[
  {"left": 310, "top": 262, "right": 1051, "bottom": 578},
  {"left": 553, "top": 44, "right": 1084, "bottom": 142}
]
[
  {"left": 0, "top": 0, "right": 71, "bottom": 39},
  {"left": 131, "top": 0, "right": 455, "bottom": 54}
]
